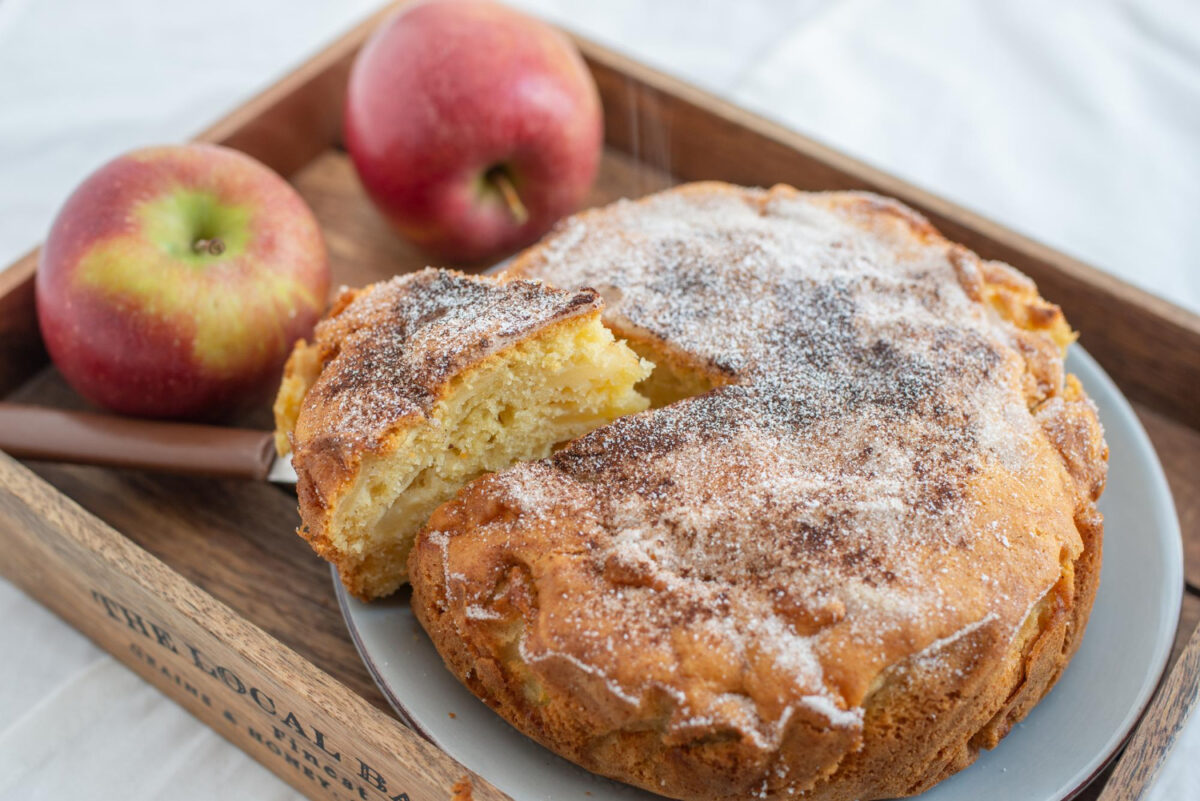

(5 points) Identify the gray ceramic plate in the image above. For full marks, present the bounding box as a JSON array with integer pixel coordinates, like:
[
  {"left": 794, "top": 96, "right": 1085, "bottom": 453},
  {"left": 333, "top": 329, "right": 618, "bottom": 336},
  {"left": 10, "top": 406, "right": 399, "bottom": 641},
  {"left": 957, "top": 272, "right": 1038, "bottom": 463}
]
[{"left": 336, "top": 346, "right": 1183, "bottom": 800}]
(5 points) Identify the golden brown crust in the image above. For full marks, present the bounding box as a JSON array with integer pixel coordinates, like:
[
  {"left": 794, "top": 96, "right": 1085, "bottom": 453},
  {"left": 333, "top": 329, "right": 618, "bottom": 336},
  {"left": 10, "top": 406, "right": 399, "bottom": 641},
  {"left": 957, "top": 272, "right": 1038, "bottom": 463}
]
[
  {"left": 409, "top": 183, "right": 1107, "bottom": 800},
  {"left": 276, "top": 269, "right": 605, "bottom": 597}
]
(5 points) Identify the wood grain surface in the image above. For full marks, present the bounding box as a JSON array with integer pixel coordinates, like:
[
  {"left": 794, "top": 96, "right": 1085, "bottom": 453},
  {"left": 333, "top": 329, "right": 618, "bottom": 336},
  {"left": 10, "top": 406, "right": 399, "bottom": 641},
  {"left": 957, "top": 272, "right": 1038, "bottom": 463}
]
[
  {"left": 1096, "top": 617, "right": 1200, "bottom": 801},
  {"left": 0, "top": 250, "right": 42, "bottom": 397},
  {"left": 1, "top": 9, "right": 1198, "bottom": 800},
  {"left": 1139, "top": 406, "right": 1200, "bottom": 592},
  {"left": 0, "top": 449, "right": 510, "bottom": 801},
  {"left": 1068, "top": 592, "right": 1199, "bottom": 801}
]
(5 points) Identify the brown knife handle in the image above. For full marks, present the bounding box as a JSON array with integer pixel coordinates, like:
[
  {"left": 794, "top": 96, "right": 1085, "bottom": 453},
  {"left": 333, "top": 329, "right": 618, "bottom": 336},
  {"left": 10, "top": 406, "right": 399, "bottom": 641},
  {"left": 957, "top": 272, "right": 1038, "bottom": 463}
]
[{"left": 0, "top": 402, "right": 276, "bottom": 480}]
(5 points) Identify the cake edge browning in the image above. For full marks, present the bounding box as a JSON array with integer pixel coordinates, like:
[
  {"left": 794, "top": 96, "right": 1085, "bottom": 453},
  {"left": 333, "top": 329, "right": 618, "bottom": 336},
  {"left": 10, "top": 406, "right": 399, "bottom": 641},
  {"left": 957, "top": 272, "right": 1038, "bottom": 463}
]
[{"left": 409, "top": 183, "right": 1107, "bottom": 801}]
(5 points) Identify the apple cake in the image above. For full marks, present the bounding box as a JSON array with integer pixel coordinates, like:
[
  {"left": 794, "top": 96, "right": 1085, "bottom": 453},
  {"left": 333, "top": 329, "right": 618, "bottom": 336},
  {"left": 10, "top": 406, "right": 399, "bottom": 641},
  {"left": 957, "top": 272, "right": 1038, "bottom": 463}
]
[
  {"left": 403, "top": 183, "right": 1107, "bottom": 800},
  {"left": 274, "top": 267, "right": 651, "bottom": 600}
]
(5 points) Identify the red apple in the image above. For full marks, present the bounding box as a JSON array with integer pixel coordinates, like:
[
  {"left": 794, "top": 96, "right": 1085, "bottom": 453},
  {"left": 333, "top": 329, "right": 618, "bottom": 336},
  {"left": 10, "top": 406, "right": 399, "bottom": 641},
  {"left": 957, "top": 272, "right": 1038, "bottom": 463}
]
[
  {"left": 36, "top": 143, "right": 330, "bottom": 420},
  {"left": 344, "top": 0, "right": 603, "bottom": 263}
]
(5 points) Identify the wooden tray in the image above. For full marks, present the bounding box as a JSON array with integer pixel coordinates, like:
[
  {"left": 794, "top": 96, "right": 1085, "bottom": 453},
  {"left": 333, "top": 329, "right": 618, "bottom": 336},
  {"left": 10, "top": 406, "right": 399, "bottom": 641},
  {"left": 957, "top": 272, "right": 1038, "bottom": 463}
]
[{"left": 1, "top": 6, "right": 1198, "bottom": 800}]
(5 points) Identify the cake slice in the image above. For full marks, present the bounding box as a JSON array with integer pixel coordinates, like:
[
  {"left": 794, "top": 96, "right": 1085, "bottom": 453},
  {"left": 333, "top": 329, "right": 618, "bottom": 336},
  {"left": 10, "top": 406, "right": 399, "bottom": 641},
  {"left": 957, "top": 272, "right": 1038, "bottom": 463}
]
[{"left": 274, "top": 268, "right": 652, "bottom": 600}]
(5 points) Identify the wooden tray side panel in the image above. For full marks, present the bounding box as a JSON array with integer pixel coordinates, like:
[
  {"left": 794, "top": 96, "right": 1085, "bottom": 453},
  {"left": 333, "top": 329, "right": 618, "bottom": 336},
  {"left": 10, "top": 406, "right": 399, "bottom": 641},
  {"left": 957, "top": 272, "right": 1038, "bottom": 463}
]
[
  {"left": 582, "top": 46, "right": 1200, "bottom": 429},
  {"left": 0, "top": 452, "right": 509, "bottom": 801},
  {"left": 0, "top": 252, "right": 42, "bottom": 397}
]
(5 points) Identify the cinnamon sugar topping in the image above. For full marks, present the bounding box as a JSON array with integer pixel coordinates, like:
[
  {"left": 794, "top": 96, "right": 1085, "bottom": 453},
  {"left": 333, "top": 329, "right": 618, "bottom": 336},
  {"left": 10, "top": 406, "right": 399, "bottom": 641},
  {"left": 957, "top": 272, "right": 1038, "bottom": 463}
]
[
  {"left": 420, "top": 185, "right": 1098, "bottom": 774},
  {"left": 300, "top": 268, "right": 601, "bottom": 450}
]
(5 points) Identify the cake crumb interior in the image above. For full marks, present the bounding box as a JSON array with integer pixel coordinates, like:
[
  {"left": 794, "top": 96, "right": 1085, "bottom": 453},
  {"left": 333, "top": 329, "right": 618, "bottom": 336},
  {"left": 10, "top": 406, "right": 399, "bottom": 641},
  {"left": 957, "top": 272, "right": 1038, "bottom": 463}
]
[{"left": 333, "top": 314, "right": 659, "bottom": 598}]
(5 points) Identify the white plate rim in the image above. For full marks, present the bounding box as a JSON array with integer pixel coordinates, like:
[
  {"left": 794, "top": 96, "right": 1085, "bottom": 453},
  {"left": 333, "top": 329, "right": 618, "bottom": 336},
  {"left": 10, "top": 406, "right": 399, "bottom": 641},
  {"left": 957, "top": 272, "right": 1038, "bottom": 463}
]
[{"left": 333, "top": 344, "right": 1184, "bottom": 801}]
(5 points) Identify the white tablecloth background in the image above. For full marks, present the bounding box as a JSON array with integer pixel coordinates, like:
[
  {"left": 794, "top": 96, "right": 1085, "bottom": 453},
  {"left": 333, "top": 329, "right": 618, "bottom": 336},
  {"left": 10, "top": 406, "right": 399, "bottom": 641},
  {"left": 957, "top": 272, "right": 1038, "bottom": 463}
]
[{"left": 1, "top": 1, "right": 1197, "bottom": 798}]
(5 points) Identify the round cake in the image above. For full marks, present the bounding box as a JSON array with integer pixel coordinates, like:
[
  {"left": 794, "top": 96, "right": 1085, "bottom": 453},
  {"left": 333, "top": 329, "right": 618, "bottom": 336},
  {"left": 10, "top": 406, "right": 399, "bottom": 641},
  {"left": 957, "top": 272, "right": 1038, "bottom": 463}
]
[{"left": 407, "top": 183, "right": 1107, "bottom": 800}]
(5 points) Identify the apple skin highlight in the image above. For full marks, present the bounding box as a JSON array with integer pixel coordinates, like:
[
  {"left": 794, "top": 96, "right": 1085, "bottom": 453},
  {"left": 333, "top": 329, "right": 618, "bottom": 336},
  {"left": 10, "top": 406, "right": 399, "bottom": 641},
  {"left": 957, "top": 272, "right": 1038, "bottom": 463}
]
[
  {"left": 36, "top": 144, "right": 330, "bottom": 420},
  {"left": 344, "top": 0, "right": 603, "bottom": 263}
]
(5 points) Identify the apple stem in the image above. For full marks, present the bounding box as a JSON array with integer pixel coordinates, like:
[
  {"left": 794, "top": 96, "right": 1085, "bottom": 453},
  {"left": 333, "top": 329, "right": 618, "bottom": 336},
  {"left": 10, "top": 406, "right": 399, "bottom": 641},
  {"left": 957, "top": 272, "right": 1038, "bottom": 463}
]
[
  {"left": 486, "top": 168, "right": 529, "bottom": 225},
  {"left": 193, "top": 238, "right": 225, "bottom": 256}
]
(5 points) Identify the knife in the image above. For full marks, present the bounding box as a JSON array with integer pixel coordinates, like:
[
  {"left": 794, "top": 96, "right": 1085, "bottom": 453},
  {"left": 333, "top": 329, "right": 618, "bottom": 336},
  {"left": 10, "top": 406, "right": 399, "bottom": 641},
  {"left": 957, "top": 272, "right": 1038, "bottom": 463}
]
[{"left": 0, "top": 402, "right": 297, "bottom": 483}]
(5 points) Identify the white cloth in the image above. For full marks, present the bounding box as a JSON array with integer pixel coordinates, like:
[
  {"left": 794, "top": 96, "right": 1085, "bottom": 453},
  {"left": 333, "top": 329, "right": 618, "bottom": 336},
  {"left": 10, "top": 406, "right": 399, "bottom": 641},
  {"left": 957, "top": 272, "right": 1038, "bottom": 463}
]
[{"left": 1, "top": 1, "right": 1197, "bottom": 799}]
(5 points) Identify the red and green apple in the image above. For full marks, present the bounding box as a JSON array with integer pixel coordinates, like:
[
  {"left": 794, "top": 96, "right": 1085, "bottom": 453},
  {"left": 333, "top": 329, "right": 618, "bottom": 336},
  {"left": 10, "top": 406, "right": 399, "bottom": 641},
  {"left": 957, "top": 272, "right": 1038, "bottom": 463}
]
[
  {"left": 36, "top": 143, "right": 330, "bottom": 420},
  {"left": 344, "top": 0, "right": 604, "bottom": 263}
]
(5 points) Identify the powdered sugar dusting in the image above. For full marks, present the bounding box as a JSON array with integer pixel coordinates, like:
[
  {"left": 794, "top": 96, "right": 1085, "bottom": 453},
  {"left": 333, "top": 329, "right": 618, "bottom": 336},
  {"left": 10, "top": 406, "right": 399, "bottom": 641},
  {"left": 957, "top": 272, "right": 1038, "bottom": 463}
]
[
  {"left": 517, "top": 639, "right": 643, "bottom": 707},
  {"left": 297, "top": 268, "right": 600, "bottom": 452},
  {"left": 799, "top": 695, "right": 865, "bottom": 729},
  {"left": 432, "top": 186, "right": 1088, "bottom": 768},
  {"left": 910, "top": 611, "right": 1001, "bottom": 672},
  {"left": 464, "top": 604, "right": 503, "bottom": 621}
]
